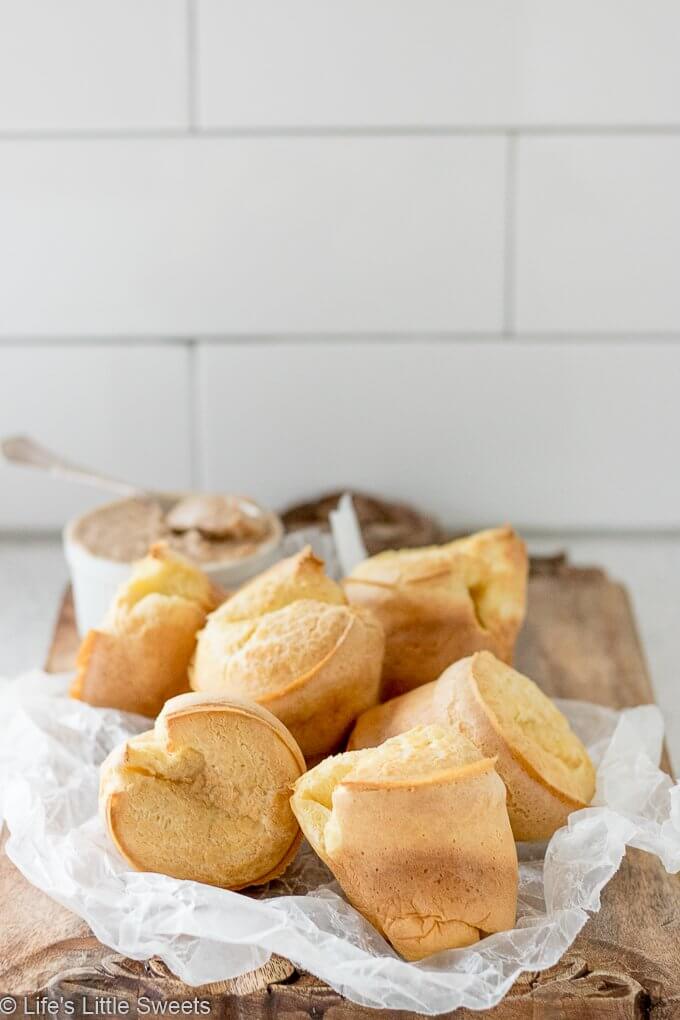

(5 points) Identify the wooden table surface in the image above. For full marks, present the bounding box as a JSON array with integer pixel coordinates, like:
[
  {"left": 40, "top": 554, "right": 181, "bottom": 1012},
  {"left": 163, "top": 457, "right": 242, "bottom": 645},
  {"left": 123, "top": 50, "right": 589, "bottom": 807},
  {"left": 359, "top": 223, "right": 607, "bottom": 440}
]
[{"left": 1, "top": 557, "right": 679, "bottom": 1019}]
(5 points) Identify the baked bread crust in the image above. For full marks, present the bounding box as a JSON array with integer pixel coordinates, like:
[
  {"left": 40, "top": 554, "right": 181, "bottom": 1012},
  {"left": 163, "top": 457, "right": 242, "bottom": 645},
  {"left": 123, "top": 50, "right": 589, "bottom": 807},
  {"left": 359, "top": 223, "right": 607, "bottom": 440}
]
[
  {"left": 291, "top": 725, "right": 518, "bottom": 960},
  {"left": 71, "top": 543, "right": 221, "bottom": 717},
  {"left": 348, "top": 651, "right": 596, "bottom": 841},
  {"left": 343, "top": 527, "right": 528, "bottom": 699},
  {"left": 191, "top": 547, "right": 384, "bottom": 758},
  {"left": 348, "top": 682, "right": 438, "bottom": 751},
  {"left": 100, "top": 692, "right": 305, "bottom": 889},
  {"left": 436, "top": 652, "right": 596, "bottom": 840}
]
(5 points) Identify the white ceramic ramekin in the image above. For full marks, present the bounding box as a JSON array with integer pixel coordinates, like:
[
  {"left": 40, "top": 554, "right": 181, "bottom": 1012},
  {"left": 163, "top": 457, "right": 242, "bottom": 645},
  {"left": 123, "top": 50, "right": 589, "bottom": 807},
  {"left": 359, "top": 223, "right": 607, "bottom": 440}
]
[{"left": 63, "top": 499, "right": 285, "bottom": 636}]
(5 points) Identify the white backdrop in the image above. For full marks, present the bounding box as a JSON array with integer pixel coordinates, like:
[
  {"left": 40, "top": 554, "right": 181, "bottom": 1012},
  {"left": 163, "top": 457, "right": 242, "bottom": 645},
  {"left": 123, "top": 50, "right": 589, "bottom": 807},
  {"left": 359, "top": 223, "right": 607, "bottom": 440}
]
[{"left": 1, "top": 0, "right": 679, "bottom": 529}]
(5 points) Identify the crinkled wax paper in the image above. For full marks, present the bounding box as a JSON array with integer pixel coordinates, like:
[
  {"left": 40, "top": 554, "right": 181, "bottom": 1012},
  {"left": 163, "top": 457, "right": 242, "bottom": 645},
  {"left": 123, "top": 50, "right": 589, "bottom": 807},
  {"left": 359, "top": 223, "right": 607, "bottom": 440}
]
[{"left": 2, "top": 673, "right": 680, "bottom": 1014}]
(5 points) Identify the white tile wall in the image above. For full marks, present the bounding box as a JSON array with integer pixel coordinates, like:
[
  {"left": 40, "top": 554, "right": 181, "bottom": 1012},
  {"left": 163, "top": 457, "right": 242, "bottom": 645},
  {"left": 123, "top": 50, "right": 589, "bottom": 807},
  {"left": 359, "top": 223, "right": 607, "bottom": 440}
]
[
  {"left": 0, "top": 346, "right": 193, "bottom": 529},
  {"left": 2, "top": 0, "right": 679, "bottom": 134},
  {"left": 196, "top": 0, "right": 515, "bottom": 128},
  {"left": 0, "top": 0, "right": 188, "bottom": 131},
  {"left": 1, "top": 1, "right": 680, "bottom": 531},
  {"left": 197, "top": 0, "right": 680, "bottom": 128},
  {"left": 0, "top": 137, "right": 505, "bottom": 336},
  {"left": 197, "top": 342, "right": 680, "bottom": 530},
  {"left": 516, "top": 137, "right": 680, "bottom": 333},
  {"left": 514, "top": 0, "right": 680, "bottom": 126}
]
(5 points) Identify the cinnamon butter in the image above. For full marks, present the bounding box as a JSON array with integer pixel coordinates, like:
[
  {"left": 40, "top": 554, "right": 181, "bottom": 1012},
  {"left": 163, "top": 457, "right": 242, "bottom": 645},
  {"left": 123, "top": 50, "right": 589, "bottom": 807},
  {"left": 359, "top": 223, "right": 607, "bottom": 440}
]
[{"left": 72, "top": 496, "right": 276, "bottom": 565}]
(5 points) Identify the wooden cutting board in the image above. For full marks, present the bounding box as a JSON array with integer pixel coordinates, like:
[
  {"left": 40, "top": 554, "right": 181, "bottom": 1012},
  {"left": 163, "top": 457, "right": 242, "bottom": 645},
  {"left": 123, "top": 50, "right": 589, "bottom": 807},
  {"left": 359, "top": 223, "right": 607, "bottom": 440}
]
[{"left": 2, "top": 557, "right": 679, "bottom": 1019}]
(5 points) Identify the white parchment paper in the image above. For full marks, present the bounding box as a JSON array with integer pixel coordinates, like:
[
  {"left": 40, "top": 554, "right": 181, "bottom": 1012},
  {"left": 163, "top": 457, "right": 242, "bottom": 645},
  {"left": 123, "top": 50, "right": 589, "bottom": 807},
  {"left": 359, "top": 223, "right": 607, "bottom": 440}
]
[{"left": 1, "top": 674, "right": 680, "bottom": 1014}]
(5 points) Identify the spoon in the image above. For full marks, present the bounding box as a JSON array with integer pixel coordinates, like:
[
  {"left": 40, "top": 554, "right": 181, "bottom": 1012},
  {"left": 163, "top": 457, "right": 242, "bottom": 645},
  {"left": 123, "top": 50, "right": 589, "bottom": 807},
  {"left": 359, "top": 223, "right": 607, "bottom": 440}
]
[
  {"left": 1, "top": 435, "right": 269, "bottom": 539},
  {"left": 1, "top": 434, "right": 157, "bottom": 500}
]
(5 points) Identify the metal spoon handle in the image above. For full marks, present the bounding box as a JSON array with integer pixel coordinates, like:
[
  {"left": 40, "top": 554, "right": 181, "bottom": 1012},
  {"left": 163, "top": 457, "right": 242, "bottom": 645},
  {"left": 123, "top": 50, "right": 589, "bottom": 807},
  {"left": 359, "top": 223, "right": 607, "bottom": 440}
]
[{"left": 1, "top": 435, "right": 145, "bottom": 500}]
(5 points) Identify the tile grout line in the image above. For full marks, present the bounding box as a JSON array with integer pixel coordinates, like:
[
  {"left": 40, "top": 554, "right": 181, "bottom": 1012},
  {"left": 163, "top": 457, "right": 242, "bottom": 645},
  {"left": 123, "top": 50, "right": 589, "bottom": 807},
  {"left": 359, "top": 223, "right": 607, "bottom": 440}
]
[
  {"left": 3, "top": 334, "right": 680, "bottom": 346},
  {"left": 503, "top": 132, "right": 517, "bottom": 336},
  {"left": 2, "top": 125, "right": 680, "bottom": 141}
]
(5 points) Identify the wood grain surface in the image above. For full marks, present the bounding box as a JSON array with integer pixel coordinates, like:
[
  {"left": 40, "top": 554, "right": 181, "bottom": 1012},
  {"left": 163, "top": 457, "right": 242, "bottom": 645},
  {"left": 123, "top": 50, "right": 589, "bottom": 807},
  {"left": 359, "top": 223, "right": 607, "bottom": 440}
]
[{"left": 2, "top": 558, "right": 679, "bottom": 1019}]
